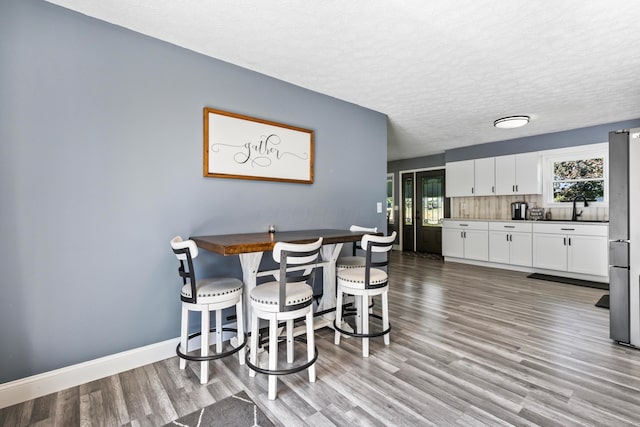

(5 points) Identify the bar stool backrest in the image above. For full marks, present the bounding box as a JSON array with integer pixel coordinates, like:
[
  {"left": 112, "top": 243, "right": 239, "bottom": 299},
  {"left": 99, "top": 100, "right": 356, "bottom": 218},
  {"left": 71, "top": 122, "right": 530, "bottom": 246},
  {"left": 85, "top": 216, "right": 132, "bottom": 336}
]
[
  {"left": 272, "top": 238, "right": 323, "bottom": 312},
  {"left": 349, "top": 225, "right": 378, "bottom": 256},
  {"left": 170, "top": 236, "right": 199, "bottom": 303},
  {"left": 362, "top": 231, "right": 397, "bottom": 289}
]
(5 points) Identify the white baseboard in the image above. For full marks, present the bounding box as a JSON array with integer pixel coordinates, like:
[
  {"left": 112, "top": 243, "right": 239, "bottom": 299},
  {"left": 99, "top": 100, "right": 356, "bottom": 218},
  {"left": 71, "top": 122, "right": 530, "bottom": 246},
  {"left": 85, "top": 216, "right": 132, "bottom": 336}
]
[{"left": 0, "top": 337, "right": 178, "bottom": 410}]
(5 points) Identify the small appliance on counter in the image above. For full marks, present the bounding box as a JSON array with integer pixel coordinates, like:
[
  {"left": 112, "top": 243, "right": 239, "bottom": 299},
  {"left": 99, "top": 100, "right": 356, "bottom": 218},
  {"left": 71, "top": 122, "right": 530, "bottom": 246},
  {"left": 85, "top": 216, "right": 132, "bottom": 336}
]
[
  {"left": 511, "top": 202, "right": 528, "bottom": 220},
  {"left": 529, "top": 207, "right": 545, "bottom": 221}
]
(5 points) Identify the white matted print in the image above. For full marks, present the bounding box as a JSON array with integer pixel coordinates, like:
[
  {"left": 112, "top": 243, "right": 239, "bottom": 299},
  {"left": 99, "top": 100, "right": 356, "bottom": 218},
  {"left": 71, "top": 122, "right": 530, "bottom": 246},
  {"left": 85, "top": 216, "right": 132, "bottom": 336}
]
[{"left": 204, "top": 108, "right": 314, "bottom": 184}]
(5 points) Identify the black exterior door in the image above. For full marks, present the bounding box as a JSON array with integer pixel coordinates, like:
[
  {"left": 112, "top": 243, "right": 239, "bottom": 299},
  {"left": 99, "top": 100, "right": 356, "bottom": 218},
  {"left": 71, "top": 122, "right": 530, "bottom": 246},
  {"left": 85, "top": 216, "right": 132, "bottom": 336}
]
[
  {"left": 401, "top": 173, "right": 414, "bottom": 251},
  {"left": 415, "top": 170, "right": 449, "bottom": 254}
]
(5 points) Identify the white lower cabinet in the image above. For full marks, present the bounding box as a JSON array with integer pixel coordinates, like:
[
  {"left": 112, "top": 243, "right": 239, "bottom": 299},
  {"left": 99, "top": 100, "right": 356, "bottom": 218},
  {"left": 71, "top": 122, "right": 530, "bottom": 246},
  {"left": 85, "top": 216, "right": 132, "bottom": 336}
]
[
  {"left": 442, "top": 221, "right": 489, "bottom": 261},
  {"left": 489, "top": 222, "right": 532, "bottom": 267},
  {"left": 442, "top": 228, "right": 464, "bottom": 258},
  {"left": 532, "top": 233, "right": 567, "bottom": 271},
  {"left": 532, "top": 223, "right": 609, "bottom": 277},
  {"left": 567, "top": 235, "right": 609, "bottom": 275},
  {"left": 444, "top": 220, "right": 609, "bottom": 279}
]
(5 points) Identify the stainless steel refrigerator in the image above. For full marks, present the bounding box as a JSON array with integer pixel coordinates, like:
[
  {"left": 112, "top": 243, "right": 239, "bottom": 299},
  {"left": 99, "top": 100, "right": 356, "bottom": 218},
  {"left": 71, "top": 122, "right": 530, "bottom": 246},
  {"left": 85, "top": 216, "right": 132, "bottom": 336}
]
[{"left": 609, "top": 128, "right": 640, "bottom": 348}]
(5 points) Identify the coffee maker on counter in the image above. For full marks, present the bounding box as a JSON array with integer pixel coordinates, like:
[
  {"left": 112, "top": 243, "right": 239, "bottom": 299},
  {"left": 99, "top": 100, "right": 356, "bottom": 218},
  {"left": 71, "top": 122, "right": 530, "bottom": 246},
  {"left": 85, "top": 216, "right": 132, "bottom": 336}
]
[{"left": 511, "top": 202, "right": 528, "bottom": 220}]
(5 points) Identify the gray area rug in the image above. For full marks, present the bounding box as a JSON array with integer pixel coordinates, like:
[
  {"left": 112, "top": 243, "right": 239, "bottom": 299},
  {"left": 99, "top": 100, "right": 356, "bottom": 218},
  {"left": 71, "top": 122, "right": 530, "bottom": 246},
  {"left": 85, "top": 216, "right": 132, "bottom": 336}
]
[
  {"left": 595, "top": 294, "right": 609, "bottom": 309},
  {"left": 403, "top": 251, "right": 444, "bottom": 261},
  {"left": 164, "top": 391, "right": 274, "bottom": 427},
  {"left": 526, "top": 273, "right": 609, "bottom": 290}
]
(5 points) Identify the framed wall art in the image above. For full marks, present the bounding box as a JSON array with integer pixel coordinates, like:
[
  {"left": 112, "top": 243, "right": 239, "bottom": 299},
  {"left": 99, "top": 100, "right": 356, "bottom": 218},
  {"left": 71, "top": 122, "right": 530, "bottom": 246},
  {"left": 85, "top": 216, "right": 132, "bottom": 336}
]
[{"left": 203, "top": 107, "right": 314, "bottom": 184}]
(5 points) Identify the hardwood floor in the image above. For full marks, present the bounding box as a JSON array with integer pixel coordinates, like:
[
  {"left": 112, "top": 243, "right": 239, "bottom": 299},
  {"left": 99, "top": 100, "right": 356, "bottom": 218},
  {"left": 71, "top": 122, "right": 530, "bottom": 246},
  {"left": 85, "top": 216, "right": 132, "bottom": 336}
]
[{"left": 3, "top": 251, "right": 640, "bottom": 426}]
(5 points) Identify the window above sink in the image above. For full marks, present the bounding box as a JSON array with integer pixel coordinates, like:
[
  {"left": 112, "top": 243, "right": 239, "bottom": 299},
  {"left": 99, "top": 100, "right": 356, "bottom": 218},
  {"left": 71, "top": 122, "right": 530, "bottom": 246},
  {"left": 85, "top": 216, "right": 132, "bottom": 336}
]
[{"left": 541, "top": 143, "right": 609, "bottom": 208}]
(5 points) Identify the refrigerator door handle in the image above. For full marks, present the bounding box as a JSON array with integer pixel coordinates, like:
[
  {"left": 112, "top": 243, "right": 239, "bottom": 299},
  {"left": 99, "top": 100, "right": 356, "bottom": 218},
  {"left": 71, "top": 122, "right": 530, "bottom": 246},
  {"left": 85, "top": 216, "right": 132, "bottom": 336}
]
[{"left": 610, "top": 240, "right": 630, "bottom": 268}]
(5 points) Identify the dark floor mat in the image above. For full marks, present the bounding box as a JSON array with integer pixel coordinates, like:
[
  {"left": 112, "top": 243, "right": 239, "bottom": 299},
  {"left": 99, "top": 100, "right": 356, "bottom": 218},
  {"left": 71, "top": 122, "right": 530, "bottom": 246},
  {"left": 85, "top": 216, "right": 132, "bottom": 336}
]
[
  {"left": 595, "top": 294, "right": 609, "bottom": 309},
  {"left": 526, "top": 273, "right": 608, "bottom": 290}
]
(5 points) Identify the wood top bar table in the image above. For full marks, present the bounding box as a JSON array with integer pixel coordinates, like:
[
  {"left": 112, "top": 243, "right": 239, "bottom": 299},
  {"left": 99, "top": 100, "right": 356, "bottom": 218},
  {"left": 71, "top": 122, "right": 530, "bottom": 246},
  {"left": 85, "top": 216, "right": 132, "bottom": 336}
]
[{"left": 190, "top": 229, "right": 369, "bottom": 326}]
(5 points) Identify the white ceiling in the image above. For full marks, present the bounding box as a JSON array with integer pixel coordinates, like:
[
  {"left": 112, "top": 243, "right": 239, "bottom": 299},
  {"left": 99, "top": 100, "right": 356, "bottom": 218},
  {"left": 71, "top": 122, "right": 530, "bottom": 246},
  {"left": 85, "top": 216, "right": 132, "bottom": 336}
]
[{"left": 45, "top": 0, "right": 640, "bottom": 161}]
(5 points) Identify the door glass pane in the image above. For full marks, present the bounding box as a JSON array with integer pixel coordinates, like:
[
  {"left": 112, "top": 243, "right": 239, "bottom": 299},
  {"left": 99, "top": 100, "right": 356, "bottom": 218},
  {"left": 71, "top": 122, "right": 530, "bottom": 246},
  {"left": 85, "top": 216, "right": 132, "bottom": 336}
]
[
  {"left": 404, "top": 178, "right": 413, "bottom": 225},
  {"left": 422, "top": 176, "right": 444, "bottom": 226},
  {"left": 386, "top": 175, "right": 394, "bottom": 223}
]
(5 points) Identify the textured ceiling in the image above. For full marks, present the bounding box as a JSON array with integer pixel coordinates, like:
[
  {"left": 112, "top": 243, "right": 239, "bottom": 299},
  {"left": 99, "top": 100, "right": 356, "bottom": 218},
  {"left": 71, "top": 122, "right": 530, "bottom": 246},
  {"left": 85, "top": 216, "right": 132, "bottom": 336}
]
[{"left": 45, "top": 0, "right": 640, "bottom": 161}]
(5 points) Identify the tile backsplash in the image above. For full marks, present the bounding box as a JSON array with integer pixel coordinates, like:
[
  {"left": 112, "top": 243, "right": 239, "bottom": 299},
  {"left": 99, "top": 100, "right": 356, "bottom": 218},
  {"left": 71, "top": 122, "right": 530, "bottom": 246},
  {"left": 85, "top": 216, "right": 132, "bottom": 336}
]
[{"left": 450, "top": 195, "right": 608, "bottom": 221}]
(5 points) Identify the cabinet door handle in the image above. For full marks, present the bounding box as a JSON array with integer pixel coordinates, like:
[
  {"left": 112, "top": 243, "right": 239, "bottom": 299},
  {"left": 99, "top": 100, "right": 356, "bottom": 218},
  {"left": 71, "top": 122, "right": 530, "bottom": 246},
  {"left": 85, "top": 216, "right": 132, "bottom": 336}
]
[
  {"left": 506, "top": 234, "right": 509, "bottom": 242},
  {"left": 563, "top": 237, "right": 567, "bottom": 246},
  {"left": 464, "top": 231, "right": 467, "bottom": 238},
  {"left": 568, "top": 237, "right": 571, "bottom": 246},
  {"left": 504, "top": 225, "right": 515, "bottom": 228},
  {"left": 471, "top": 187, "right": 474, "bottom": 194},
  {"left": 516, "top": 184, "right": 519, "bottom": 192},
  {"left": 510, "top": 235, "right": 513, "bottom": 242},
  {"left": 512, "top": 185, "right": 515, "bottom": 192},
  {"left": 561, "top": 228, "right": 575, "bottom": 231},
  {"left": 461, "top": 231, "right": 464, "bottom": 238},
  {"left": 492, "top": 186, "right": 495, "bottom": 193}
]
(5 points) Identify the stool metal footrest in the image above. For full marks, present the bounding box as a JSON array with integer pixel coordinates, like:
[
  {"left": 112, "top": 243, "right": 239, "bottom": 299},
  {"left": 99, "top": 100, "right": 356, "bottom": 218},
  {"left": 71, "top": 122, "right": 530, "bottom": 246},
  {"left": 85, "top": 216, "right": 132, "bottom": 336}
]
[
  {"left": 343, "top": 299, "right": 375, "bottom": 314},
  {"left": 177, "top": 327, "right": 247, "bottom": 362},
  {"left": 333, "top": 313, "right": 391, "bottom": 339},
  {"left": 246, "top": 336, "right": 318, "bottom": 376}
]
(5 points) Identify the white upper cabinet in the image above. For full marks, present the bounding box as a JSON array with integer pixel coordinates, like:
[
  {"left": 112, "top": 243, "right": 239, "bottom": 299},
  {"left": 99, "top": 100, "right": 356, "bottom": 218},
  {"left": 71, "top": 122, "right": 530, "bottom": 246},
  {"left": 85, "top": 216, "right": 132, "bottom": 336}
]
[
  {"left": 446, "top": 160, "right": 475, "bottom": 197},
  {"left": 474, "top": 157, "right": 496, "bottom": 196},
  {"left": 447, "top": 152, "right": 541, "bottom": 198},
  {"left": 494, "top": 155, "right": 516, "bottom": 195},
  {"left": 495, "top": 152, "right": 542, "bottom": 195},
  {"left": 515, "top": 152, "right": 542, "bottom": 194}
]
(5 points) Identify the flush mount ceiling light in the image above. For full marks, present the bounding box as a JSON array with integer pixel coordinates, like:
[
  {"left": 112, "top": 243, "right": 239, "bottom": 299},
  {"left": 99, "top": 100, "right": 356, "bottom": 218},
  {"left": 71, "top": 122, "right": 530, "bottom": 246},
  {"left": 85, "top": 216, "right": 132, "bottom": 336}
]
[{"left": 493, "top": 115, "right": 530, "bottom": 129}]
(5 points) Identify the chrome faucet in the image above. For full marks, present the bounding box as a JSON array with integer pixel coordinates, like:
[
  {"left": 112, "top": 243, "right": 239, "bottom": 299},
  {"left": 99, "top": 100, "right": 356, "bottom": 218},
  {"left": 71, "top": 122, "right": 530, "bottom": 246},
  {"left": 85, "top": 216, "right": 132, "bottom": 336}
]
[{"left": 571, "top": 195, "right": 589, "bottom": 221}]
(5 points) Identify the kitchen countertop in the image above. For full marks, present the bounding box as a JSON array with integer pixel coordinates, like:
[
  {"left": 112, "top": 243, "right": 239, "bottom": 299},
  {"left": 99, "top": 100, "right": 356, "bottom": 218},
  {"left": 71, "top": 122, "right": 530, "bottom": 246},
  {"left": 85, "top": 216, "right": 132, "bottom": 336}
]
[{"left": 444, "top": 218, "right": 609, "bottom": 224}]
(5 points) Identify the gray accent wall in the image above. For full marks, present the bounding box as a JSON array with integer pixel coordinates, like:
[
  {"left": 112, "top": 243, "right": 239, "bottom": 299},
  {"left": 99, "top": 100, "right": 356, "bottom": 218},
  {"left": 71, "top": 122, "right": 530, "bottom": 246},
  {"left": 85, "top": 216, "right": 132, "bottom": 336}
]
[{"left": 0, "top": 0, "right": 387, "bottom": 383}]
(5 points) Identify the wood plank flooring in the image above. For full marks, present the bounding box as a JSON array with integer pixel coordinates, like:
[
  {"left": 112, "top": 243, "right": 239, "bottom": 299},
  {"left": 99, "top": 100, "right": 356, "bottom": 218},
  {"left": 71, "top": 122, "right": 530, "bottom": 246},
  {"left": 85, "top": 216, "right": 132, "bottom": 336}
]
[{"left": 3, "top": 251, "right": 640, "bottom": 426}]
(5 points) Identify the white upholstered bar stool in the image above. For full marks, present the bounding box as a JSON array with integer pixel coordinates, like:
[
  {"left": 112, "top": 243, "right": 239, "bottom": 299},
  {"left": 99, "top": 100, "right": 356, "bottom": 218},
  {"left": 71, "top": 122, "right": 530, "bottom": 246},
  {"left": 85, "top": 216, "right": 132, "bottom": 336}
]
[
  {"left": 170, "top": 236, "right": 246, "bottom": 384},
  {"left": 334, "top": 232, "right": 396, "bottom": 357},
  {"left": 336, "top": 225, "right": 378, "bottom": 270},
  {"left": 247, "top": 238, "right": 322, "bottom": 400},
  {"left": 336, "top": 225, "right": 378, "bottom": 326}
]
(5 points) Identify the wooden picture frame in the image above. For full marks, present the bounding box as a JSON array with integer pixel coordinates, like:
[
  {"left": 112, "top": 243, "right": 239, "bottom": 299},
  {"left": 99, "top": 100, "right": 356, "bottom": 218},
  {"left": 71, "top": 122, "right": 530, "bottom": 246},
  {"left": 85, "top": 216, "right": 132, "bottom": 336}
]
[{"left": 203, "top": 107, "right": 314, "bottom": 184}]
